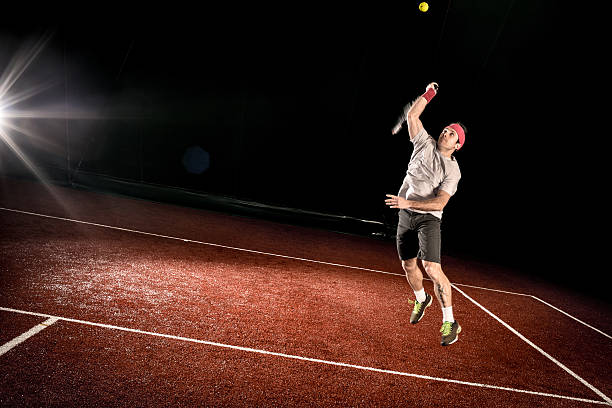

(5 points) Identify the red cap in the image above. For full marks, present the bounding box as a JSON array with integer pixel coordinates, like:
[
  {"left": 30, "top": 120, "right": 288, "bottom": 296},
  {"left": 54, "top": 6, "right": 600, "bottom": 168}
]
[{"left": 446, "top": 123, "right": 465, "bottom": 150}]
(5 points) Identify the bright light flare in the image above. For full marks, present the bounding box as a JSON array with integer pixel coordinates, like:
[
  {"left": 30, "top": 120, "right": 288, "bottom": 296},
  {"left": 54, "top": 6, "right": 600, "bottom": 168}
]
[
  {"left": 0, "top": 31, "right": 104, "bottom": 188},
  {"left": 0, "top": 30, "right": 55, "bottom": 134},
  {"left": 0, "top": 30, "right": 79, "bottom": 215}
]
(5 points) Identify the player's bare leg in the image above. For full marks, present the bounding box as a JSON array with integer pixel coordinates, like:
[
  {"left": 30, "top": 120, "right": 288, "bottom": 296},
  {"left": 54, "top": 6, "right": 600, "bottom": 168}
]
[
  {"left": 402, "top": 258, "right": 433, "bottom": 324},
  {"left": 421, "top": 260, "right": 452, "bottom": 307},
  {"left": 401, "top": 258, "right": 424, "bottom": 292},
  {"left": 422, "top": 260, "right": 461, "bottom": 345}
]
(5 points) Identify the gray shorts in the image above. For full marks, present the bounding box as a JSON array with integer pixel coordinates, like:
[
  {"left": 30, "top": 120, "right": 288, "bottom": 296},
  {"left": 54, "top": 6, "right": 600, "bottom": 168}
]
[{"left": 396, "top": 209, "right": 442, "bottom": 264}]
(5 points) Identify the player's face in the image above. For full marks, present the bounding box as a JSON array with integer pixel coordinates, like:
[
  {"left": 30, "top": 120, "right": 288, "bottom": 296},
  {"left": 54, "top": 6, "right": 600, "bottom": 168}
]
[{"left": 439, "top": 127, "right": 459, "bottom": 150}]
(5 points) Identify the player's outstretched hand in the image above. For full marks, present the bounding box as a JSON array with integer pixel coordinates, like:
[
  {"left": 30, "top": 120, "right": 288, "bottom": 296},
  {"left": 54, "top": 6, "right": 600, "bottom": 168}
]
[{"left": 385, "top": 194, "right": 409, "bottom": 209}]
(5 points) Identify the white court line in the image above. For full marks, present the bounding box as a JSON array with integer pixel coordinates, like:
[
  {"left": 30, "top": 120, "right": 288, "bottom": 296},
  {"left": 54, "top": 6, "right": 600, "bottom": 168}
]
[
  {"left": 1, "top": 206, "right": 610, "bottom": 340},
  {"left": 451, "top": 282, "right": 612, "bottom": 340},
  {"left": 0, "top": 306, "right": 608, "bottom": 406},
  {"left": 530, "top": 296, "right": 612, "bottom": 340},
  {"left": 0, "top": 207, "right": 399, "bottom": 277},
  {"left": 0, "top": 317, "right": 59, "bottom": 357},
  {"left": 452, "top": 284, "right": 611, "bottom": 405},
  {"left": 449, "top": 282, "right": 533, "bottom": 297}
]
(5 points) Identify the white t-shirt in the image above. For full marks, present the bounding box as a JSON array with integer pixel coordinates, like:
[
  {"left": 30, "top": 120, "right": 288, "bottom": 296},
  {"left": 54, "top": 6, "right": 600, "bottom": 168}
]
[{"left": 398, "top": 127, "right": 461, "bottom": 219}]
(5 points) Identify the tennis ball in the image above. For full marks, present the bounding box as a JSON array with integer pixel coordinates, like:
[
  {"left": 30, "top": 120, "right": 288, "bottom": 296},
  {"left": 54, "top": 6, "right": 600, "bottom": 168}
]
[{"left": 419, "top": 2, "right": 429, "bottom": 12}]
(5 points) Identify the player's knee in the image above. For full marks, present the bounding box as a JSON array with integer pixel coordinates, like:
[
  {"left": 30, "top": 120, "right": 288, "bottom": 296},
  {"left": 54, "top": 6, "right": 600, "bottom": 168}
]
[
  {"left": 401, "top": 258, "right": 418, "bottom": 273},
  {"left": 422, "top": 261, "right": 443, "bottom": 281}
]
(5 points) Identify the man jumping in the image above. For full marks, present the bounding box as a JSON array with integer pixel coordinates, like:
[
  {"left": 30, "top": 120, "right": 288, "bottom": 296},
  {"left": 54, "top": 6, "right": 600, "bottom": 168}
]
[{"left": 385, "top": 82, "right": 465, "bottom": 346}]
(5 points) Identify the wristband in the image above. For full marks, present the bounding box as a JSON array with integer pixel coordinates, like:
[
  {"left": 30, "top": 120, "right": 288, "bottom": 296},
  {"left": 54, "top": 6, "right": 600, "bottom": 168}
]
[{"left": 421, "top": 88, "right": 436, "bottom": 103}]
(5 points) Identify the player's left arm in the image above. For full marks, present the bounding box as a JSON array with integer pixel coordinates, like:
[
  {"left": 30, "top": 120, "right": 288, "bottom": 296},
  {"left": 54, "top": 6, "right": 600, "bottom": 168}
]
[{"left": 385, "top": 189, "right": 451, "bottom": 212}]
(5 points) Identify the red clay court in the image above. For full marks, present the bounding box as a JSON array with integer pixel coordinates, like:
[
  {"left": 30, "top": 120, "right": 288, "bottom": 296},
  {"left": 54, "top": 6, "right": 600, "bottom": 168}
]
[{"left": 1, "top": 176, "right": 611, "bottom": 407}]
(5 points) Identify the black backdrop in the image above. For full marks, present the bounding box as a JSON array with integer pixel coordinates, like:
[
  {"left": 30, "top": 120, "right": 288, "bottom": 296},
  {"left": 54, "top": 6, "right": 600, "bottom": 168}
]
[{"left": 0, "top": 3, "right": 604, "bottom": 297}]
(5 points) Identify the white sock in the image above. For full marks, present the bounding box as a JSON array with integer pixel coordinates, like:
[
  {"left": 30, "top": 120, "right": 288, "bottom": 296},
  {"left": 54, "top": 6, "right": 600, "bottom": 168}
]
[
  {"left": 414, "top": 288, "right": 426, "bottom": 303},
  {"left": 442, "top": 306, "right": 454, "bottom": 323}
]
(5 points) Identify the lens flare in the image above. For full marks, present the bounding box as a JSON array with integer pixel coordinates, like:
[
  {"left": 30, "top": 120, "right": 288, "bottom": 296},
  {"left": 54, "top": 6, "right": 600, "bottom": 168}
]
[{"left": 0, "top": 30, "right": 91, "bottom": 215}]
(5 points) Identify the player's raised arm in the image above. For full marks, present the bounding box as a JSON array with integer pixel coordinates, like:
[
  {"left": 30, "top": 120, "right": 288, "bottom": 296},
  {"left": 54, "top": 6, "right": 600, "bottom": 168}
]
[{"left": 392, "top": 82, "right": 438, "bottom": 140}]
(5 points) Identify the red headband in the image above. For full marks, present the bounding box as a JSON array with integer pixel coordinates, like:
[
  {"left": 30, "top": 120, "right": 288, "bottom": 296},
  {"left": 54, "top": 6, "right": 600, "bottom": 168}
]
[{"left": 446, "top": 124, "right": 465, "bottom": 150}]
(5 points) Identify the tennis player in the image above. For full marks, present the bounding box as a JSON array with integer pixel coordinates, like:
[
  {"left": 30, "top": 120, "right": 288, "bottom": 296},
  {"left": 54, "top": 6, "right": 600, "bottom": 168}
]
[{"left": 386, "top": 82, "right": 465, "bottom": 346}]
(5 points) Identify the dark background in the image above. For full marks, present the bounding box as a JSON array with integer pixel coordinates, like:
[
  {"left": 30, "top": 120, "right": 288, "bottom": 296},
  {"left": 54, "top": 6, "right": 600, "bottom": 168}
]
[{"left": 0, "top": 3, "right": 604, "bottom": 297}]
